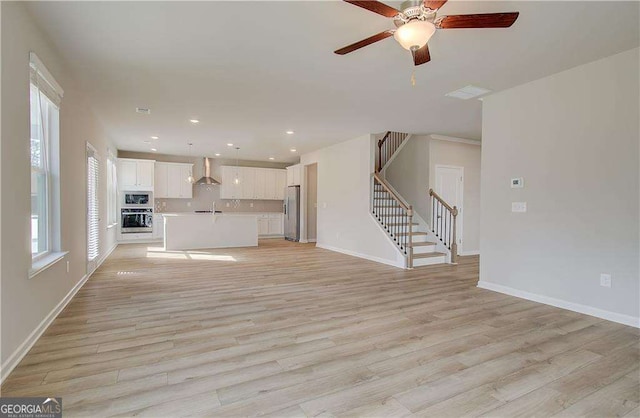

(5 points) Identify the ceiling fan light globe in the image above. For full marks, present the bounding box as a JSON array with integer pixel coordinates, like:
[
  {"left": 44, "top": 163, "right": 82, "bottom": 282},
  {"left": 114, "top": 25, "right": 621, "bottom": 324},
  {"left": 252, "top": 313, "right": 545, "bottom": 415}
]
[{"left": 393, "top": 20, "right": 436, "bottom": 50}]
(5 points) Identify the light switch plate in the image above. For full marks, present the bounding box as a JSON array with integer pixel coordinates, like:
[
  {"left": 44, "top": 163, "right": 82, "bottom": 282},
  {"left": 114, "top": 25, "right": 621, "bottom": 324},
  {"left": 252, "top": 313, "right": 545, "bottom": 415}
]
[
  {"left": 600, "top": 273, "right": 612, "bottom": 288},
  {"left": 512, "top": 202, "right": 527, "bottom": 212}
]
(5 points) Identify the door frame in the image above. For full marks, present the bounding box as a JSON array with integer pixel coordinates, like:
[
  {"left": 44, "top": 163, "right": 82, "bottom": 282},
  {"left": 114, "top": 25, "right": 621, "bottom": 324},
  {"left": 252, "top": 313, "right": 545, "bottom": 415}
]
[{"left": 434, "top": 164, "right": 464, "bottom": 254}]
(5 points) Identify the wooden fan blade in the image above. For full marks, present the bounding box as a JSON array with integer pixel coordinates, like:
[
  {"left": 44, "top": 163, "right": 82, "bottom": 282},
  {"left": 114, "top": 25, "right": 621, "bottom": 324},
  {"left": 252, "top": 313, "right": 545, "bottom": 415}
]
[
  {"left": 334, "top": 30, "right": 394, "bottom": 55},
  {"left": 343, "top": 0, "right": 400, "bottom": 18},
  {"left": 436, "top": 12, "right": 519, "bottom": 29},
  {"left": 423, "top": 0, "right": 447, "bottom": 11},
  {"left": 413, "top": 44, "right": 431, "bottom": 66}
]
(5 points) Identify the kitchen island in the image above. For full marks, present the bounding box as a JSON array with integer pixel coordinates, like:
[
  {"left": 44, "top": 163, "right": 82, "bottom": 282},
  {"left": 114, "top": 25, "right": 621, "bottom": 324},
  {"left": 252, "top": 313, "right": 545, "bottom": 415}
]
[{"left": 162, "top": 212, "right": 258, "bottom": 250}]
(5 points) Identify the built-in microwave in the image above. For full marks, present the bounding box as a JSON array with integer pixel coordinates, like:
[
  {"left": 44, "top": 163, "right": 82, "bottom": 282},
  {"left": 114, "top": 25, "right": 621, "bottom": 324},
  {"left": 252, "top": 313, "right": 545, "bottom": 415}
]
[{"left": 123, "top": 192, "right": 152, "bottom": 207}]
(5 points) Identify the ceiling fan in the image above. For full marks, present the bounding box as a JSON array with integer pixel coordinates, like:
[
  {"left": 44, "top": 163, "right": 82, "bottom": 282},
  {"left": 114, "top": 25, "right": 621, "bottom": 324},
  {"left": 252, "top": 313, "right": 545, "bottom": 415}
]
[{"left": 334, "top": 0, "right": 519, "bottom": 66}]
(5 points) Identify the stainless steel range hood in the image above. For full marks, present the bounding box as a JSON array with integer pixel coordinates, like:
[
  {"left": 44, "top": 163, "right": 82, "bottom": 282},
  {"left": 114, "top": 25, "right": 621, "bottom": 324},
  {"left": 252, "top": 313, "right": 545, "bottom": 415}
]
[{"left": 195, "top": 157, "right": 221, "bottom": 185}]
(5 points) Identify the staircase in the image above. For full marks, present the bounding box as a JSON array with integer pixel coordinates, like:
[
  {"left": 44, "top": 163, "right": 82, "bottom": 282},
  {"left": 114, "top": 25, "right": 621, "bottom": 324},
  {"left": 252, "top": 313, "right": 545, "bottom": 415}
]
[{"left": 371, "top": 131, "right": 447, "bottom": 268}]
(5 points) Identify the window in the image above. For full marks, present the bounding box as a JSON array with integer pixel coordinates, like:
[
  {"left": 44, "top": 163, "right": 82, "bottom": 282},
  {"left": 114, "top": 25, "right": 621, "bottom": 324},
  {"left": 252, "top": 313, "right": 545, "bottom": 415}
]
[
  {"left": 87, "top": 144, "right": 100, "bottom": 263},
  {"left": 30, "top": 52, "right": 62, "bottom": 267},
  {"left": 107, "top": 151, "right": 118, "bottom": 227}
]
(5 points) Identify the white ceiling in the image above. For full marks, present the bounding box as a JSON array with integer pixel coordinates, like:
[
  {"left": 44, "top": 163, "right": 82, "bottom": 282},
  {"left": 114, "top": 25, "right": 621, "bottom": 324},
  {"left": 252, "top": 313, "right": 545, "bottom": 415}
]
[{"left": 26, "top": 1, "right": 639, "bottom": 162}]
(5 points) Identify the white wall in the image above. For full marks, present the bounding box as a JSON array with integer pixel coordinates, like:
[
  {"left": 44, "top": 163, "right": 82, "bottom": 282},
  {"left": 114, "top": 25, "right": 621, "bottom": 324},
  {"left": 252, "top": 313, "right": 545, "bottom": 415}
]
[
  {"left": 1, "top": 2, "right": 117, "bottom": 378},
  {"left": 300, "top": 135, "right": 405, "bottom": 267},
  {"left": 429, "top": 137, "right": 481, "bottom": 254},
  {"left": 385, "top": 135, "right": 430, "bottom": 222},
  {"left": 480, "top": 47, "right": 639, "bottom": 327}
]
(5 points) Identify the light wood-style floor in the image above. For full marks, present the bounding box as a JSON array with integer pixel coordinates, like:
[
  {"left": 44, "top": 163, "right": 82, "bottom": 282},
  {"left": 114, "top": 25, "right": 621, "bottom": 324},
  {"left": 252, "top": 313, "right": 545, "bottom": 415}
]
[{"left": 2, "top": 240, "right": 638, "bottom": 417}]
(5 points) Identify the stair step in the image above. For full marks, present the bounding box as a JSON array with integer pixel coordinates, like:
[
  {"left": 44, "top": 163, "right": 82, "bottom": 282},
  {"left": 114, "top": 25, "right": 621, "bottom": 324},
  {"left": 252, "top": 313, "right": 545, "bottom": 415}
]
[
  {"left": 397, "top": 231, "right": 427, "bottom": 236},
  {"left": 409, "top": 241, "right": 437, "bottom": 247},
  {"left": 412, "top": 251, "right": 447, "bottom": 267},
  {"left": 387, "top": 222, "right": 419, "bottom": 226},
  {"left": 413, "top": 252, "right": 446, "bottom": 259}
]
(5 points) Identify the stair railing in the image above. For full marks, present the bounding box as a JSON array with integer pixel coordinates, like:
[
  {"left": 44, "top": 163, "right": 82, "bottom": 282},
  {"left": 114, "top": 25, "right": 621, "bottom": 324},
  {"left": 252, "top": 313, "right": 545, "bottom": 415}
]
[
  {"left": 372, "top": 172, "right": 413, "bottom": 267},
  {"left": 429, "top": 188, "right": 458, "bottom": 264},
  {"left": 376, "top": 131, "right": 409, "bottom": 173}
]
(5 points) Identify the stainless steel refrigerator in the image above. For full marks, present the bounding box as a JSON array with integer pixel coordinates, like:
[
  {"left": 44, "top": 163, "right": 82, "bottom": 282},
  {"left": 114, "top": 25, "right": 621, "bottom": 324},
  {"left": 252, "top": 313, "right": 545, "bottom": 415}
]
[{"left": 284, "top": 186, "right": 300, "bottom": 242}]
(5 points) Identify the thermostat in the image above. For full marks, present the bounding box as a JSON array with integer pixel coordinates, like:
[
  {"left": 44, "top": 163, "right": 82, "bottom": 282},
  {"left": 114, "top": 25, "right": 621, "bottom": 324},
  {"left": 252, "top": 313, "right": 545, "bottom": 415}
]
[{"left": 511, "top": 177, "right": 524, "bottom": 188}]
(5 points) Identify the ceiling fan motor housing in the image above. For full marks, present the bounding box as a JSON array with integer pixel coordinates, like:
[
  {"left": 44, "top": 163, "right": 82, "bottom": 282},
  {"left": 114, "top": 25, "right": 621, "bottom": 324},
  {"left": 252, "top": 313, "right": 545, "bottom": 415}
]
[{"left": 394, "top": 2, "right": 437, "bottom": 27}]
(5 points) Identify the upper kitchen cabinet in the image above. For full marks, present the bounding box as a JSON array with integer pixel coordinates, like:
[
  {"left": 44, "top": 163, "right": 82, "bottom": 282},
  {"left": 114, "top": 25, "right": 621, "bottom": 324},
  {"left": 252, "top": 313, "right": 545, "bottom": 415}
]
[
  {"left": 220, "top": 166, "right": 286, "bottom": 200},
  {"left": 118, "top": 158, "right": 154, "bottom": 191},
  {"left": 155, "top": 162, "right": 193, "bottom": 199},
  {"left": 286, "top": 164, "right": 302, "bottom": 186}
]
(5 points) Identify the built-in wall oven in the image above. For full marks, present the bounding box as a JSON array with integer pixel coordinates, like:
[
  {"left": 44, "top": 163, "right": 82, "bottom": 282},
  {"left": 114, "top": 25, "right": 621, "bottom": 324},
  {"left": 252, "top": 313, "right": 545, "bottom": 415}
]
[
  {"left": 121, "top": 208, "right": 153, "bottom": 234},
  {"left": 123, "top": 192, "right": 152, "bottom": 207}
]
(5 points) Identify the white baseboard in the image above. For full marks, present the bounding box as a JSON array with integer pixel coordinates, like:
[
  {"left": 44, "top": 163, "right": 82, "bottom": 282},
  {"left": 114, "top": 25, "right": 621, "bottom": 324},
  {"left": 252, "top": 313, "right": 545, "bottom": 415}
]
[
  {"left": 316, "top": 243, "right": 405, "bottom": 269},
  {"left": 477, "top": 281, "right": 640, "bottom": 328},
  {"left": 1, "top": 243, "right": 118, "bottom": 384},
  {"left": 307, "top": 238, "right": 317, "bottom": 243},
  {"left": 460, "top": 250, "right": 480, "bottom": 256}
]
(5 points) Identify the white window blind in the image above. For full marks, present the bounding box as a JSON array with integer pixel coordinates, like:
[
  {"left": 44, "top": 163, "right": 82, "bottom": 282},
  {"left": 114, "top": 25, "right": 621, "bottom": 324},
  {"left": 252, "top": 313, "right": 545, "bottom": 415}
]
[
  {"left": 87, "top": 144, "right": 100, "bottom": 262},
  {"left": 30, "top": 52, "right": 64, "bottom": 106}
]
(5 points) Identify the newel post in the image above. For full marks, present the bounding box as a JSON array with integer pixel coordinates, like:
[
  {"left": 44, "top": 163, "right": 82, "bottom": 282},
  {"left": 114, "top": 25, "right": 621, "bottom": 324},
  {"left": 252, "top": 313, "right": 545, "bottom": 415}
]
[
  {"left": 451, "top": 206, "right": 459, "bottom": 264},
  {"left": 407, "top": 206, "right": 413, "bottom": 268}
]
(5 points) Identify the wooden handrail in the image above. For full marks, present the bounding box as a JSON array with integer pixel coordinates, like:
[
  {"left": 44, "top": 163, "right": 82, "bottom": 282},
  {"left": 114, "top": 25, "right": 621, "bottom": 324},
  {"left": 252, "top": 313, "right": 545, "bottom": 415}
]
[
  {"left": 374, "top": 173, "right": 411, "bottom": 212},
  {"left": 377, "top": 132, "right": 391, "bottom": 172},
  {"left": 429, "top": 188, "right": 458, "bottom": 215}
]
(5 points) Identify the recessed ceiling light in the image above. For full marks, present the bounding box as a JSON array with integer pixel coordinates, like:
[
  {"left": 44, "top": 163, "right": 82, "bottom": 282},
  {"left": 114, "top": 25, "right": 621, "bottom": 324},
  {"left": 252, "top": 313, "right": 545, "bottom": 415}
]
[
  {"left": 227, "top": 143, "right": 233, "bottom": 147},
  {"left": 445, "top": 85, "right": 492, "bottom": 100},
  {"left": 215, "top": 153, "right": 221, "bottom": 156},
  {"left": 151, "top": 148, "right": 157, "bottom": 152},
  {"left": 286, "top": 130, "right": 294, "bottom": 135},
  {"left": 150, "top": 136, "right": 159, "bottom": 140},
  {"left": 190, "top": 119, "right": 200, "bottom": 124},
  {"left": 290, "top": 148, "right": 297, "bottom": 152},
  {"left": 269, "top": 157, "right": 275, "bottom": 160}
]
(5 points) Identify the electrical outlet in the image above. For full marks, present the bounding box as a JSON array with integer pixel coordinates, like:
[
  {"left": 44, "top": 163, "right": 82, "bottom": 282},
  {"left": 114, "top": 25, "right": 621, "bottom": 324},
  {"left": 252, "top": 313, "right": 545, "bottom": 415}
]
[
  {"left": 600, "top": 273, "right": 612, "bottom": 288},
  {"left": 66, "top": 261, "right": 70, "bottom": 273}
]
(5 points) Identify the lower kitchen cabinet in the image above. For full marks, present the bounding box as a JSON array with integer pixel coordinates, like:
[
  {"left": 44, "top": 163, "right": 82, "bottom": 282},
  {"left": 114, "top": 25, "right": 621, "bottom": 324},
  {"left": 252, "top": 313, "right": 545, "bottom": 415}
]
[
  {"left": 257, "top": 213, "right": 284, "bottom": 237},
  {"left": 153, "top": 214, "right": 164, "bottom": 239}
]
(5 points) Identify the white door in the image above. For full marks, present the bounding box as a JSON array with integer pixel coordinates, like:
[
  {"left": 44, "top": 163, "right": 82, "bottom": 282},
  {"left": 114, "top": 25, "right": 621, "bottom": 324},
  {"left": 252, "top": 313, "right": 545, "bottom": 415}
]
[
  {"left": 275, "top": 171, "right": 287, "bottom": 200},
  {"left": 434, "top": 165, "right": 464, "bottom": 253},
  {"left": 264, "top": 170, "right": 276, "bottom": 200},
  {"left": 241, "top": 168, "right": 256, "bottom": 199}
]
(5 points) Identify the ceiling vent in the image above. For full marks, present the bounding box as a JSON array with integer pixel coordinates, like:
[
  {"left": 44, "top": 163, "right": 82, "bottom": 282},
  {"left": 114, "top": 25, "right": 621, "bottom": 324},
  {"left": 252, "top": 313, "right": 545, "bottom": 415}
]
[
  {"left": 445, "top": 85, "right": 492, "bottom": 100},
  {"left": 136, "top": 107, "right": 151, "bottom": 114}
]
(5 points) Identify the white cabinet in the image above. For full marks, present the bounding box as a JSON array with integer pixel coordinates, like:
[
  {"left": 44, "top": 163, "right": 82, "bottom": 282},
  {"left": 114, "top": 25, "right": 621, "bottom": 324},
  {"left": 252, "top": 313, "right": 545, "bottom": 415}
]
[
  {"left": 118, "top": 159, "right": 155, "bottom": 191},
  {"left": 241, "top": 168, "right": 256, "bottom": 199},
  {"left": 286, "top": 164, "right": 302, "bottom": 186},
  {"left": 154, "top": 163, "right": 169, "bottom": 198},
  {"left": 155, "top": 162, "right": 193, "bottom": 199},
  {"left": 257, "top": 213, "right": 284, "bottom": 236},
  {"left": 220, "top": 166, "right": 241, "bottom": 199},
  {"left": 221, "top": 166, "right": 286, "bottom": 200},
  {"left": 153, "top": 214, "right": 164, "bottom": 239},
  {"left": 276, "top": 170, "right": 287, "bottom": 199}
]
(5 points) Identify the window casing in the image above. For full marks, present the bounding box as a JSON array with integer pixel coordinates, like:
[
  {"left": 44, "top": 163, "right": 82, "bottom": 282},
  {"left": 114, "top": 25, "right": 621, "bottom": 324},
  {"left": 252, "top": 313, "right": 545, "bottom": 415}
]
[
  {"left": 29, "top": 52, "right": 63, "bottom": 274},
  {"left": 107, "top": 151, "right": 118, "bottom": 227}
]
